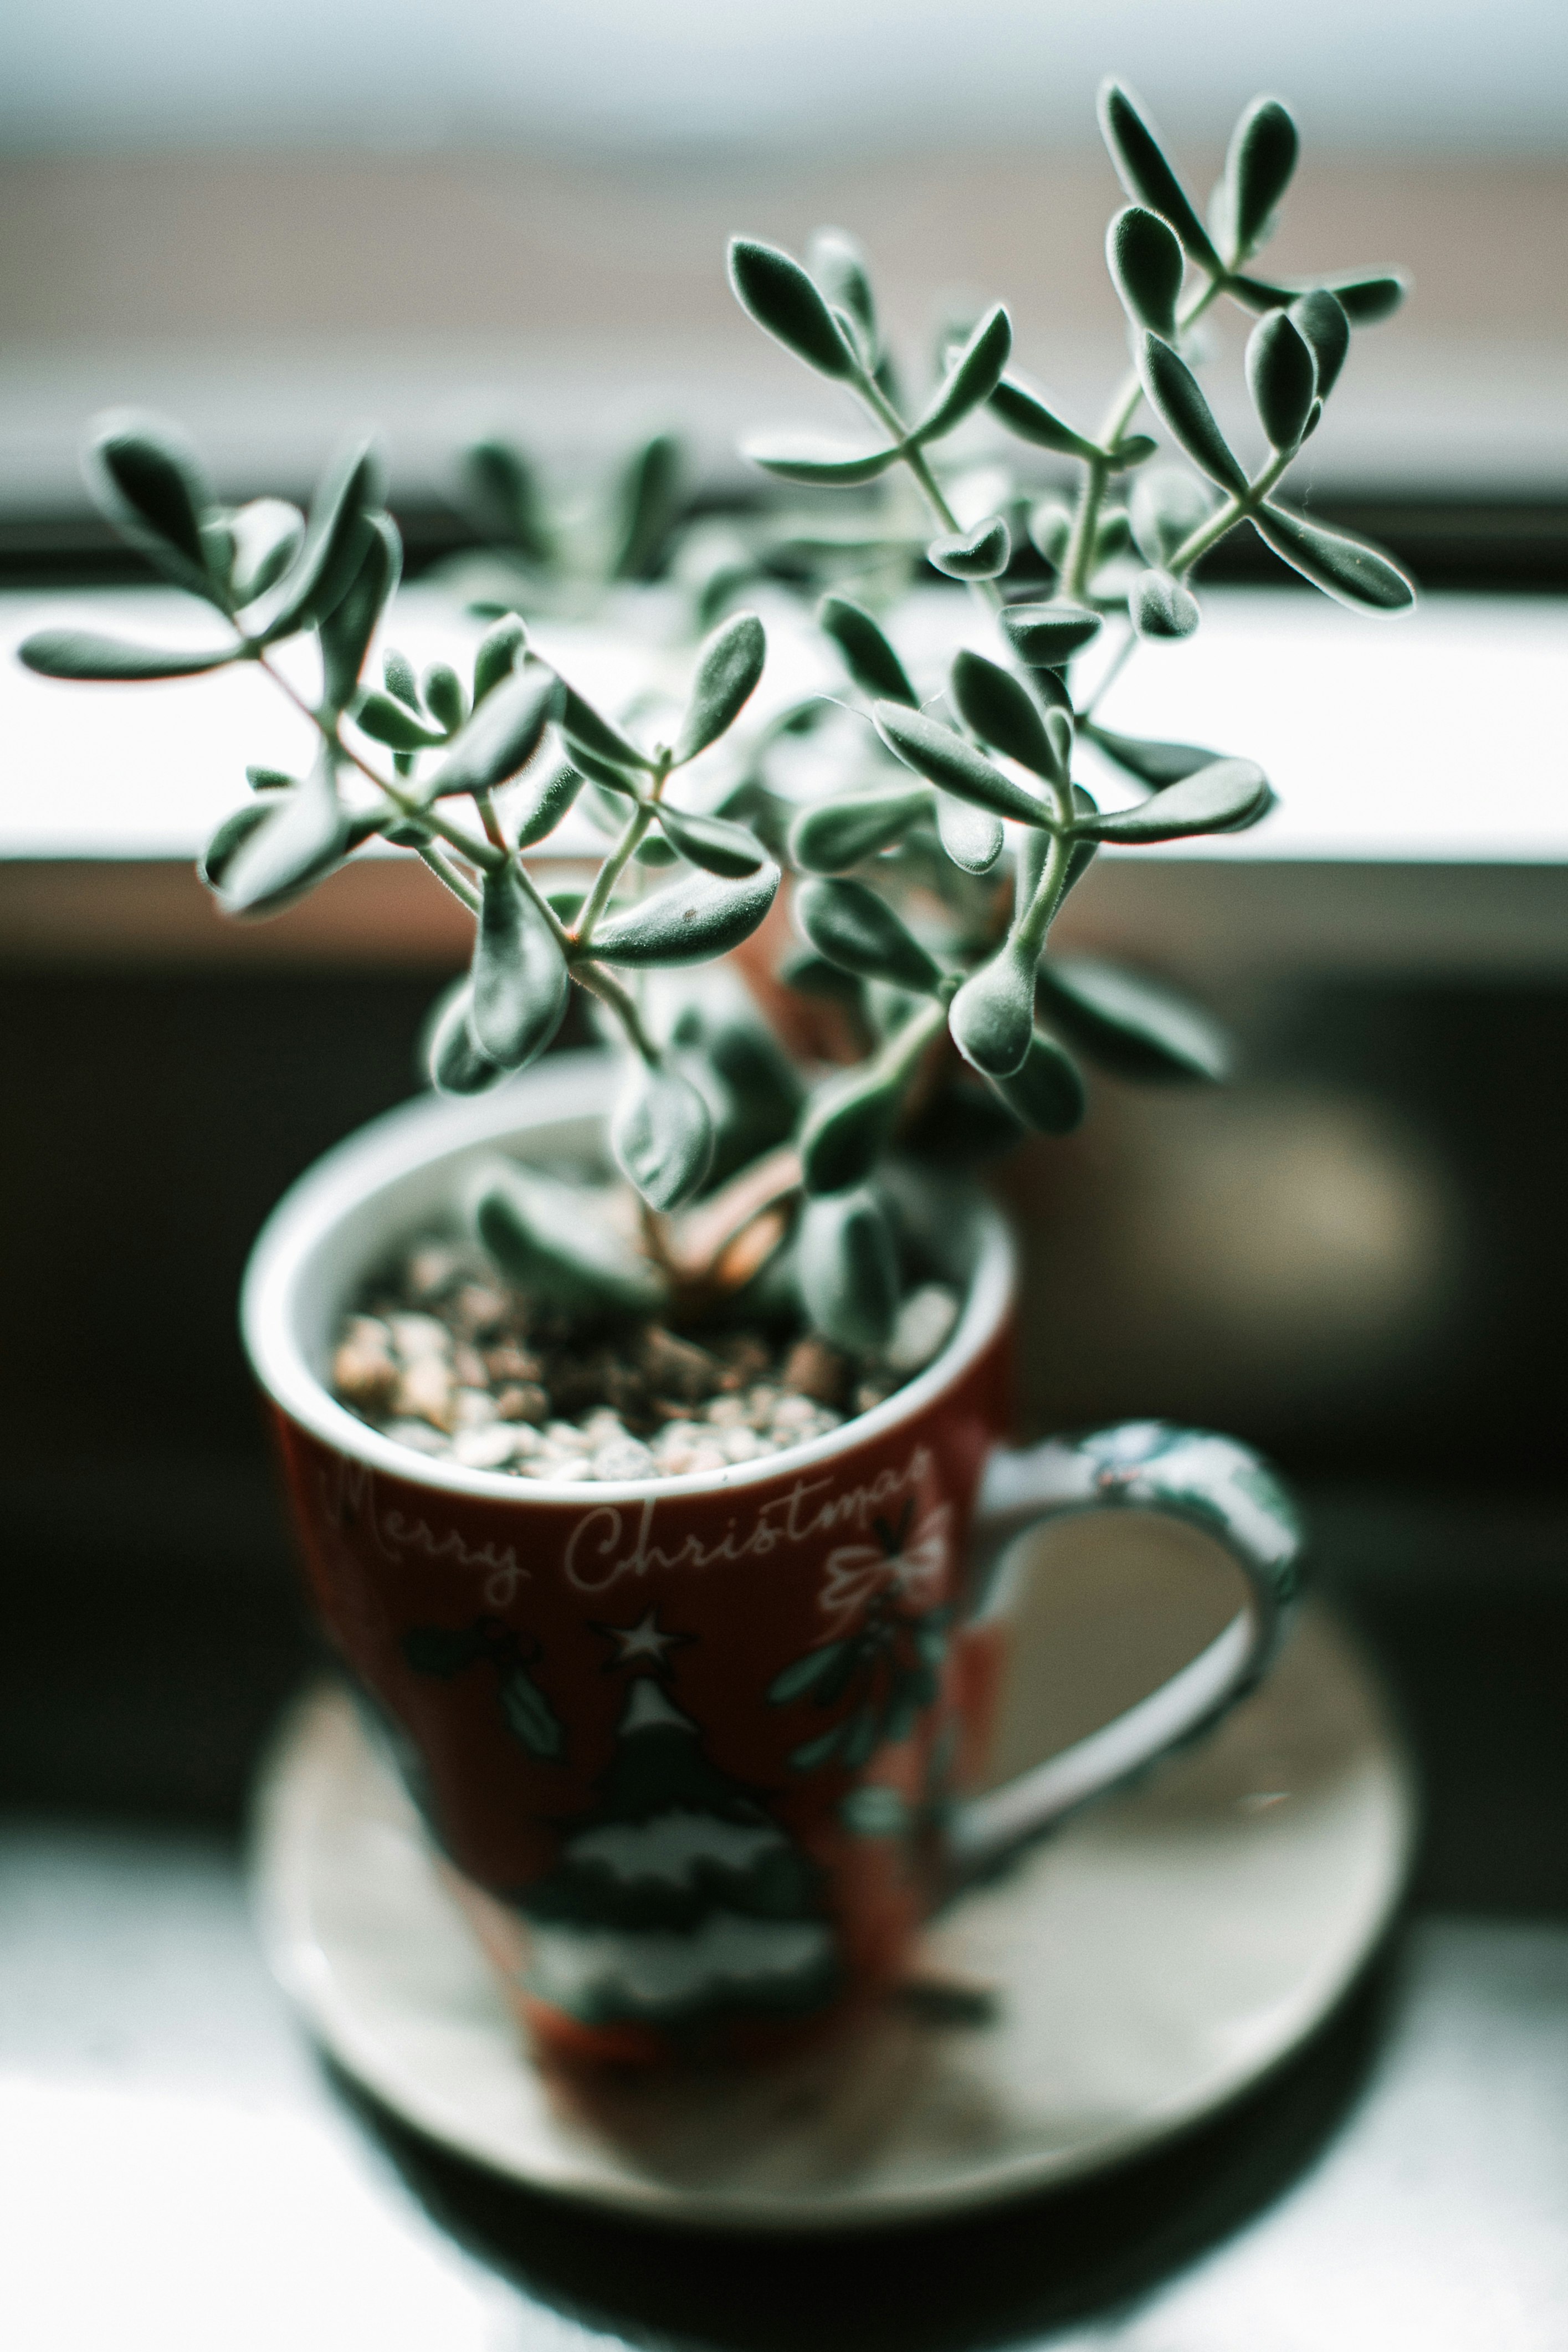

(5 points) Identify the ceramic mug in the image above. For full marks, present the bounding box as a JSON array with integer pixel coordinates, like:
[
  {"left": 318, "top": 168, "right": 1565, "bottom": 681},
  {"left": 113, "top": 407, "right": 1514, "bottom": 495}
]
[{"left": 244, "top": 1053, "right": 1305, "bottom": 2066}]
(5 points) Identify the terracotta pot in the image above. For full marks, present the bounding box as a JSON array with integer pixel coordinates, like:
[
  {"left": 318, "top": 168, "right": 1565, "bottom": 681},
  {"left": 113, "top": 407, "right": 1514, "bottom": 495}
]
[{"left": 243, "top": 1052, "right": 1304, "bottom": 2066}]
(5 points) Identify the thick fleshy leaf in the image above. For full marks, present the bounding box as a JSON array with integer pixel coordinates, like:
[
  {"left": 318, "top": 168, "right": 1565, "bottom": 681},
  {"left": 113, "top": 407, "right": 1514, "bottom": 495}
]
[
  {"left": 948, "top": 937, "right": 1037, "bottom": 1079},
  {"left": 474, "top": 1161, "right": 667, "bottom": 1315},
  {"left": 777, "top": 947, "right": 864, "bottom": 1007},
  {"left": 1318, "top": 271, "right": 1408, "bottom": 325},
  {"left": 936, "top": 792, "right": 1004, "bottom": 875},
  {"left": 1108, "top": 434, "right": 1160, "bottom": 473},
  {"left": 1288, "top": 290, "right": 1351, "bottom": 401},
  {"left": 949, "top": 649, "right": 1059, "bottom": 780},
  {"left": 928, "top": 516, "right": 1010, "bottom": 580},
  {"left": 729, "top": 238, "right": 859, "bottom": 379},
  {"left": 558, "top": 682, "right": 654, "bottom": 775},
  {"left": 609, "top": 431, "right": 683, "bottom": 581},
  {"left": 657, "top": 802, "right": 767, "bottom": 877},
  {"left": 1080, "top": 756, "right": 1269, "bottom": 842},
  {"left": 988, "top": 377, "right": 1101, "bottom": 462},
  {"left": 18, "top": 628, "right": 237, "bottom": 681},
  {"left": 1253, "top": 506, "right": 1416, "bottom": 613},
  {"left": 422, "top": 662, "right": 468, "bottom": 735},
  {"left": 198, "top": 802, "right": 270, "bottom": 891},
  {"left": 1246, "top": 310, "right": 1318, "bottom": 450},
  {"left": 245, "top": 439, "right": 386, "bottom": 643},
  {"left": 1037, "top": 956, "right": 1231, "bottom": 1082},
  {"left": 227, "top": 499, "right": 305, "bottom": 605},
  {"left": 1137, "top": 337, "right": 1247, "bottom": 494},
  {"left": 788, "top": 786, "right": 930, "bottom": 874},
  {"left": 85, "top": 411, "right": 220, "bottom": 601},
  {"left": 741, "top": 433, "right": 903, "bottom": 487},
  {"left": 911, "top": 304, "right": 1013, "bottom": 443},
  {"left": 989, "top": 1029, "right": 1087, "bottom": 1134},
  {"left": 674, "top": 612, "right": 766, "bottom": 764},
  {"left": 1131, "top": 570, "right": 1202, "bottom": 640},
  {"left": 217, "top": 756, "right": 349, "bottom": 916},
  {"left": 1084, "top": 724, "right": 1219, "bottom": 786},
  {"left": 469, "top": 864, "right": 570, "bottom": 1070},
  {"left": 512, "top": 760, "right": 584, "bottom": 849},
  {"left": 1028, "top": 499, "right": 1072, "bottom": 568},
  {"left": 1098, "top": 80, "right": 1222, "bottom": 270},
  {"left": 1107, "top": 206, "right": 1184, "bottom": 337},
  {"left": 875, "top": 701, "right": 1054, "bottom": 826},
  {"left": 800, "top": 1064, "right": 905, "bottom": 1195},
  {"left": 1130, "top": 465, "right": 1216, "bottom": 567},
  {"left": 808, "top": 226, "right": 879, "bottom": 361},
  {"left": 428, "top": 985, "right": 505, "bottom": 1096},
  {"left": 383, "top": 647, "right": 421, "bottom": 709},
  {"left": 999, "top": 602, "right": 1104, "bottom": 670},
  {"left": 797, "top": 1187, "right": 899, "bottom": 1351},
  {"left": 355, "top": 690, "right": 447, "bottom": 751},
  {"left": 460, "top": 439, "right": 551, "bottom": 562},
  {"left": 612, "top": 1064, "right": 714, "bottom": 1209},
  {"left": 817, "top": 595, "right": 916, "bottom": 705},
  {"left": 588, "top": 862, "right": 781, "bottom": 967},
  {"left": 426, "top": 664, "right": 562, "bottom": 798},
  {"left": 795, "top": 876, "right": 942, "bottom": 994},
  {"left": 472, "top": 613, "right": 528, "bottom": 705},
  {"left": 1225, "top": 98, "right": 1299, "bottom": 255},
  {"left": 319, "top": 513, "right": 401, "bottom": 711}
]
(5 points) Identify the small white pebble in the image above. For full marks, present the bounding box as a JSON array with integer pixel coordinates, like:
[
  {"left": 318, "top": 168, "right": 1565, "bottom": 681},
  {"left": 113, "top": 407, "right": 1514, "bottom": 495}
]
[
  {"left": 388, "top": 1313, "right": 452, "bottom": 1362},
  {"left": 391, "top": 1357, "right": 454, "bottom": 1429},
  {"left": 452, "top": 1423, "right": 524, "bottom": 1470},
  {"left": 705, "top": 1395, "right": 748, "bottom": 1428},
  {"left": 742, "top": 1383, "right": 781, "bottom": 1430},
  {"left": 592, "top": 1438, "right": 655, "bottom": 1481},
  {"left": 452, "top": 1387, "right": 498, "bottom": 1429},
  {"left": 718, "top": 1426, "right": 763, "bottom": 1464},
  {"left": 382, "top": 1418, "right": 451, "bottom": 1457},
  {"left": 545, "top": 1422, "right": 591, "bottom": 1452},
  {"left": 885, "top": 1284, "right": 959, "bottom": 1376}
]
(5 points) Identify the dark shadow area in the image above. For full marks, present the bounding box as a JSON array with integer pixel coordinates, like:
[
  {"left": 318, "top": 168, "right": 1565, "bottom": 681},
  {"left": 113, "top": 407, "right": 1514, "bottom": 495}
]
[{"left": 324, "top": 1941, "right": 1402, "bottom": 2351}]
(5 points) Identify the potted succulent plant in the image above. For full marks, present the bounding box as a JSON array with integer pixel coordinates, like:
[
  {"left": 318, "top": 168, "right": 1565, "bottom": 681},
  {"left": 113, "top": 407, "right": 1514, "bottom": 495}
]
[{"left": 18, "top": 82, "right": 1409, "bottom": 2064}]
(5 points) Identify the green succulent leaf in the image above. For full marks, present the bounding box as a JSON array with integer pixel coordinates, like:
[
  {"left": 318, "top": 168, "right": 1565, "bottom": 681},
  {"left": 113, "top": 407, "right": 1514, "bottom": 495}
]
[
  {"left": 656, "top": 802, "right": 768, "bottom": 877},
  {"left": 588, "top": 862, "right": 781, "bottom": 967},
  {"left": 18, "top": 628, "right": 238, "bottom": 681},
  {"left": 949, "top": 649, "right": 1060, "bottom": 780},
  {"left": 1107, "top": 433, "right": 1160, "bottom": 473},
  {"left": 770, "top": 1636, "right": 853, "bottom": 1705},
  {"left": 319, "top": 513, "right": 401, "bottom": 713},
  {"left": 1287, "top": 290, "right": 1351, "bottom": 402},
  {"left": 1316, "top": 271, "right": 1408, "bottom": 325},
  {"left": 1246, "top": 310, "right": 1318, "bottom": 450},
  {"left": 1106, "top": 206, "right": 1185, "bottom": 337},
  {"left": 245, "top": 438, "right": 386, "bottom": 644},
  {"left": 988, "top": 1028, "right": 1087, "bottom": 1135},
  {"left": 355, "top": 689, "right": 448, "bottom": 751},
  {"left": 674, "top": 611, "right": 766, "bottom": 765},
  {"left": 1080, "top": 756, "right": 1269, "bottom": 841},
  {"left": 1130, "top": 465, "right": 1216, "bottom": 568},
  {"left": 609, "top": 431, "right": 683, "bottom": 581},
  {"left": 741, "top": 434, "right": 904, "bottom": 487},
  {"left": 1037, "top": 956, "right": 1231, "bottom": 1082},
  {"left": 1131, "top": 569, "right": 1202, "bottom": 640},
  {"left": 384, "top": 647, "right": 421, "bottom": 709},
  {"left": 461, "top": 439, "right": 551, "bottom": 563},
  {"left": 936, "top": 792, "right": 1005, "bottom": 875},
  {"left": 1093, "top": 509, "right": 1133, "bottom": 567},
  {"left": 817, "top": 595, "right": 916, "bottom": 705},
  {"left": 246, "top": 766, "right": 295, "bottom": 792},
  {"left": 422, "top": 662, "right": 469, "bottom": 735},
  {"left": 948, "top": 935, "right": 1038, "bottom": 1079},
  {"left": 511, "top": 760, "right": 584, "bottom": 849},
  {"left": 797, "top": 1186, "right": 899, "bottom": 1351},
  {"left": 1253, "top": 505, "right": 1416, "bottom": 613},
  {"left": 998, "top": 602, "right": 1104, "bottom": 670},
  {"left": 428, "top": 985, "right": 505, "bottom": 1096},
  {"left": 800, "top": 1063, "right": 904, "bottom": 1195},
  {"left": 729, "top": 237, "right": 859, "bottom": 380},
  {"left": 198, "top": 802, "right": 271, "bottom": 892},
  {"left": 474, "top": 1160, "right": 667, "bottom": 1315},
  {"left": 426, "top": 664, "right": 562, "bottom": 799},
  {"left": 217, "top": 754, "right": 349, "bottom": 917},
  {"left": 988, "top": 377, "right": 1102, "bottom": 462},
  {"left": 788, "top": 785, "right": 931, "bottom": 874},
  {"left": 1098, "top": 80, "right": 1222, "bottom": 271},
  {"left": 227, "top": 499, "right": 305, "bottom": 606},
  {"left": 558, "top": 681, "right": 655, "bottom": 775},
  {"left": 469, "top": 864, "right": 570, "bottom": 1071},
  {"left": 875, "top": 701, "right": 1054, "bottom": 825},
  {"left": 1137, "top": 337, "right": 1247, "bottom": 494},
  {"left": 778, "top": 947, "right": 865, "bottom": 1007},
  {"left": 911, "top": 304, "right": 1013, "bottom": 443},
  {"left": 1027, "top": 499, "right": 1073, "bottom": 569},
  {"left": 612, "top": 1064, "right": 714, "bottom": 1210},
  {"left": 472, "top": 614, "right": 528, "bottom": 705},
  {"left": 808, "top": 226, "right": 879, "bottom": 362},
  {"left": 1224, "top": 98, "right": 1299, "bottom": 257},
  {"left": 795, "top": 875, "right": 943, "bottom": 994},
  {"left": 1084, "top": 724, "right": 1220, "bottom": 786},
  {"left": 85, "top": 411, "right": 222, "bottom": 602},
  {"left": 928, "top": 516, "right": 1011, "bottom": 580}
]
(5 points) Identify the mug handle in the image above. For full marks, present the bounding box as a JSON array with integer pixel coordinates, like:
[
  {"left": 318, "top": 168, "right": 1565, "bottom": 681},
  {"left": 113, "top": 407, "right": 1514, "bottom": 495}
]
[{"left": 944, "top": 1420, "right": 1305, "bottom": 1888}]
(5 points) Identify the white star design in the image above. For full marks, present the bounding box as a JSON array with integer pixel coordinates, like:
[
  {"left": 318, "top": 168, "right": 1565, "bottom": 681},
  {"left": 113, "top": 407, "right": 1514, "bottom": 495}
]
[{"left": 601, "top": 1607, "right": 688, "bottom": 1669}]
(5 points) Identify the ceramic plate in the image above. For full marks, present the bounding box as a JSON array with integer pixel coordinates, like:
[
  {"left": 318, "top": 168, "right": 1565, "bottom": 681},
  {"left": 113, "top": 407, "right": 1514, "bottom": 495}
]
[{"left": 251, "top": 1601, "right": 1414, "bottom": 2230}]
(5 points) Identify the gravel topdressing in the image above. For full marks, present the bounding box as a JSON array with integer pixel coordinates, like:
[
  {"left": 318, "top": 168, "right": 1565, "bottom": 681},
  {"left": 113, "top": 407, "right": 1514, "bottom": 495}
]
[{"left": 332, "top": 1237, "right": 961, "bottom": 1484}]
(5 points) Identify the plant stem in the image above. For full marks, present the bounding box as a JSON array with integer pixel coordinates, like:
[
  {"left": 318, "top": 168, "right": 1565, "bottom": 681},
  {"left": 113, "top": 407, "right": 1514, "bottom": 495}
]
[
  {"left": 416, "top": 843, "right": 481, "bottom": 914},
  {"left": 853, "top": 372, "right": 1007, "bottom": 622},
  {"left": 572, "top": 959, "right": 660, "bottom": 1064},
  {"left": 1167, "top": 443, "right": 1293, "bottom": 576},
  {"left": 572, "top": 761, "right": 663, "bottom": 947}
]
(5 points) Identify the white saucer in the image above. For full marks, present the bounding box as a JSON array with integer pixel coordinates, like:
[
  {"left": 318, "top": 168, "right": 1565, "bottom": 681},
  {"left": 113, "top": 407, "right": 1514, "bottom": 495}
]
[{"left": 251, "top": 1602, "right": 1415, "bottom": 2231}]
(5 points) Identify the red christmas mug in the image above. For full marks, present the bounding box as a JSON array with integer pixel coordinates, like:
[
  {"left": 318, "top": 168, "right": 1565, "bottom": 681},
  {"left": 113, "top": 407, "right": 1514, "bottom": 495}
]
[{"left": 244, "top": 1053, "right": 1304, "bottom": 2066}]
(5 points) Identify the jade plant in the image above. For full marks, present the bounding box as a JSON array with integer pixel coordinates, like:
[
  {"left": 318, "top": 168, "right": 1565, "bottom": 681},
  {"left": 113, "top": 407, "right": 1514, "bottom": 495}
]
[{"left": 18, "top": 79, "right": 1413, "bottom": 1363}]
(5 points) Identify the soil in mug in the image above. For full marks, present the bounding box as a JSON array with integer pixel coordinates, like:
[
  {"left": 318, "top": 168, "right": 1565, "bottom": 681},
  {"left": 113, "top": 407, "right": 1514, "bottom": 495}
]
[{"left": 331, "top": 1233, "right": 960, "bottom": 1485}]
